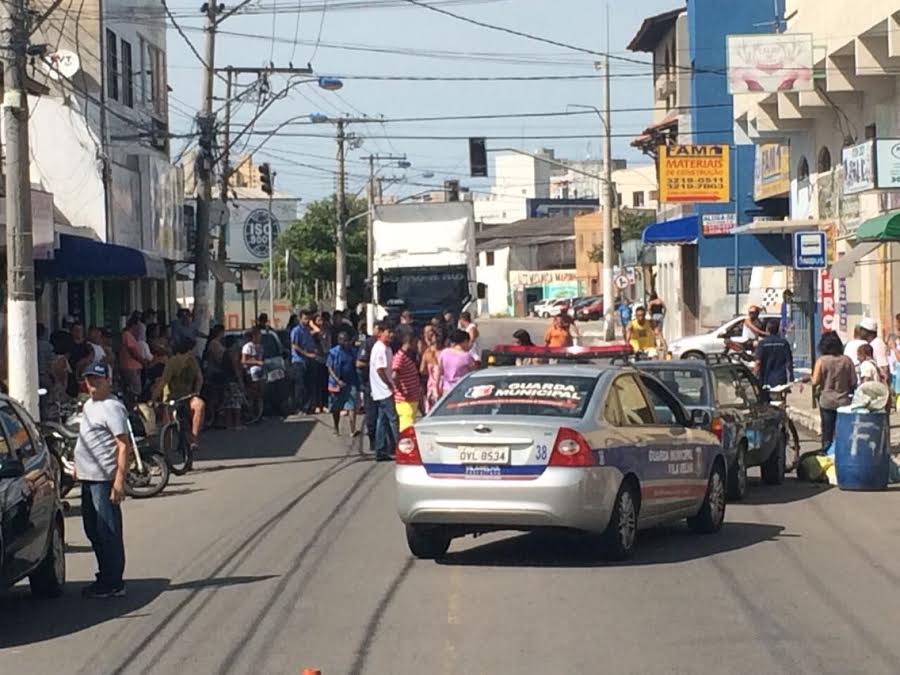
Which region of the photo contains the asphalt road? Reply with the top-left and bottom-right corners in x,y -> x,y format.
2,409 -> 899,675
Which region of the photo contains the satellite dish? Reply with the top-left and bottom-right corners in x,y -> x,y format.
43,50 -> 80,80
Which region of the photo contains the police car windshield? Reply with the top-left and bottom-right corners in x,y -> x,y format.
432,374 -> 598,418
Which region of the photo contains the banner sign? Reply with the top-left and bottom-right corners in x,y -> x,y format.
701,213 -> 736,236
842,141 -> 875,195
820,270 -> 835,333
754,143 -> 791,200
793,231 -> 827,270
727,33 -> 814,94
875,139 -> 900,189
658,144 -> 730,203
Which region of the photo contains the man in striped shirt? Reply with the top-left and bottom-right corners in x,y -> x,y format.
392,326 -> 421,432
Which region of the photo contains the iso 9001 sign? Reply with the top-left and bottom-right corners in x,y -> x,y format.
243,209 -> 280,259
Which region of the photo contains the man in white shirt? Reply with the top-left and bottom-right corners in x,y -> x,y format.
368,322 -> 397,461
843,325 -> 867,366
858,317 -> 890,382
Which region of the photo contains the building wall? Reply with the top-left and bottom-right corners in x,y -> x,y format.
476,247 -> 511,317
654,245 -> 683,341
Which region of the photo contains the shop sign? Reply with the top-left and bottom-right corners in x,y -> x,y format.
658,144 -> 730,204
701,213 -> 736,236
754,144 -> 791,201
793,231 -> 826,270
838,278 -> 848,333
875,139 -> 900,189
842,140 -> 875,195
820,271 -> 835,333
513,270 -> 577,286
727,33 -> 814,94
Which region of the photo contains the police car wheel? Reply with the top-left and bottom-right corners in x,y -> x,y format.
727,444 -> 748,501
406,525 -> 451,559
688,459 -> 726,534
601,481 -> 639,560
761,432 -> 786,486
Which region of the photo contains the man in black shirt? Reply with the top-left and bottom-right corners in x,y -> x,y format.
754,318 -> 794,402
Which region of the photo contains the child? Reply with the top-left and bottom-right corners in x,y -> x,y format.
857,343 -> 880,384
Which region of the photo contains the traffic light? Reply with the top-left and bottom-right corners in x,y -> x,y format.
469,137 -> 487,177
259,162 -> 274,196
612,227 -> 623,253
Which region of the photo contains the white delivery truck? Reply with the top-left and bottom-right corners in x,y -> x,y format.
372,202 -> 482,323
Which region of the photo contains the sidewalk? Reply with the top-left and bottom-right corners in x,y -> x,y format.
787,387 -> 900,447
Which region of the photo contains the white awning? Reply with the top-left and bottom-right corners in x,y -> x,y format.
732,220 -> 824,235
829,241 -> 881,279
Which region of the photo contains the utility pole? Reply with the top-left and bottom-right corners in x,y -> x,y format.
335,120 -> 347,311
362,153 -> 407,332
214,66 -> 233,323
599,53 -> 616,341
3,0 -> 38,417
193,0 -> 218,340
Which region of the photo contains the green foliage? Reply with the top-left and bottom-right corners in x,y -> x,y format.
274,194 -> 368,306
619,209 -> 655,243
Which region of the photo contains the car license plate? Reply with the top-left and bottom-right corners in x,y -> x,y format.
267,369 -> 285,382
458,446 -> 510,465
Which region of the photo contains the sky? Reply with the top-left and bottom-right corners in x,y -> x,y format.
163,0 -> 681,203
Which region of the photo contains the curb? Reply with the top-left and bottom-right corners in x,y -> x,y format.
788,405 -> 821,435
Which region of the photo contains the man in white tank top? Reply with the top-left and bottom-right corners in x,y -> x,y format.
459,311 -> 481,363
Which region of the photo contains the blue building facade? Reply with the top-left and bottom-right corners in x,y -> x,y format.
686,0 -> 790,269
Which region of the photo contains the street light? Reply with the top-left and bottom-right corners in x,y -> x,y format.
317,76 -> 343,91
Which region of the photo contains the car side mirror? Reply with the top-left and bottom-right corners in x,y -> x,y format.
0,458 -> 25,479
690,409 -> 709,428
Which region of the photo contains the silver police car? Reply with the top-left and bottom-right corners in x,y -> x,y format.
395,365 -> 727,560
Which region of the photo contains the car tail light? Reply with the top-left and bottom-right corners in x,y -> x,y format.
395,427 -> 422,465
548,427 -> 595,467
710,417 -> 723,441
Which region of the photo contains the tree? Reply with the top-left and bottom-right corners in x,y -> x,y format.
587,209 -> 656,263
273,194 -> 368,308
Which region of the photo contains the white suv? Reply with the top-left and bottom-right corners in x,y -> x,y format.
668,314 -> 780,360
532,298 -> 571,318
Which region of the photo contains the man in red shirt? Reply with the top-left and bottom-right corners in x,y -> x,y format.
118,315 -> 147,403
392,326 -> 421,432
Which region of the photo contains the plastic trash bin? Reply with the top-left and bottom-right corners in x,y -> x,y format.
833,407 -> 890,491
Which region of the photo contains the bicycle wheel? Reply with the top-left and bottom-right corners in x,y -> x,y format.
160,422 -> 191,475
785,418 -> 801,472
124,451 -> 170,498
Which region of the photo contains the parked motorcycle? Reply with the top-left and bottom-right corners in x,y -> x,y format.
723,336 -> 756,363
41,397 -> 170,499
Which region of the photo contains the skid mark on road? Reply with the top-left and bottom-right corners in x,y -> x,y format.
99,455 -> 365,675
348,558 -> 415,675
221,464 -> 389,674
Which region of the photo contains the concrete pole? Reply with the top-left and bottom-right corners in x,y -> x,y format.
367,155 -> 376,332
214,66 -> 232,323
268,193 -> 275,322
600,53 -> 616,341
3,0 -> 39,418
193,1 -> 218,339
334,120 -> 347,311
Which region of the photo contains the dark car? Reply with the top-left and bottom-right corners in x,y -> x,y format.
1,395 -> 66,597
576,297 -> 605,322
634,360 -> 786,500
224,330 -> 294,416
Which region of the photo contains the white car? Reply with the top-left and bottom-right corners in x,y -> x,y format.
532,298 -> 572,318
668,314 -> 780,360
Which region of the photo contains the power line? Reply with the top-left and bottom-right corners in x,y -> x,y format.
225,128 -> 737,141
310,0 -> 328,62
289,0 -> 303,63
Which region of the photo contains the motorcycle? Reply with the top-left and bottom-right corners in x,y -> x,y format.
724,336 -> 756,363
41,397 -> 170,499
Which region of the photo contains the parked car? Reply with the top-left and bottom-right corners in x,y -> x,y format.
576,297 -> 605,321
224,330 -> 293,416
667,314 -> 779,360
1,394 -> 66,597
634,359 -> 786,500
532,298 -> 572,318
395,364 -> 726,560
569,296 -> 600,318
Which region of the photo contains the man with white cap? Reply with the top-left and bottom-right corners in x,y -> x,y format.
858,317 -> 889,382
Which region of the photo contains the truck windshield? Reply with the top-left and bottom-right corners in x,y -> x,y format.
380,269 -> 468,311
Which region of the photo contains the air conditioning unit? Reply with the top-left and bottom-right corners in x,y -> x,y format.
656,79 -> 677,99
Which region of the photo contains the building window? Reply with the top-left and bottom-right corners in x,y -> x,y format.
817,147 -> 832,173
485,251 -> 495,266
797,157 -> 810,183
143,40 -> 167,117
616,192 -> 622,207
106,29 -> 119,101
121,39 -> 134,107
632,191 -> 645,208
649,190 -> 659,201
726,268 -> 752,295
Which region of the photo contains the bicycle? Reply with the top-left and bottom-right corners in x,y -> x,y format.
764,382 -> 802,473
159,395 -> 196,475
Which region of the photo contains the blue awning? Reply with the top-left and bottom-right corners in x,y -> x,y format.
642,215 -> 699,245
35,234 -> 166,280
